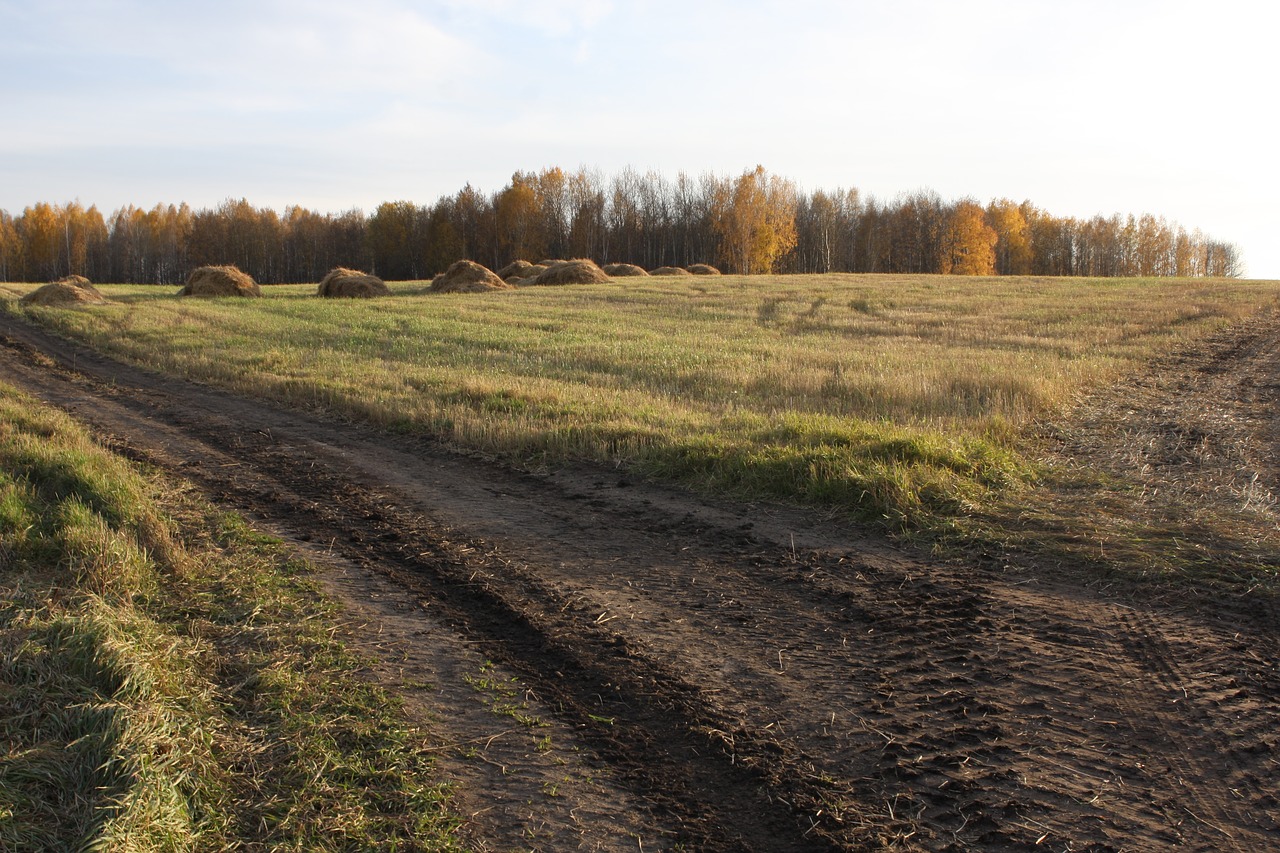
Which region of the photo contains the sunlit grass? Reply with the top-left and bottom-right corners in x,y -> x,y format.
0,382 -> 462,851
7,273 -> 1278,525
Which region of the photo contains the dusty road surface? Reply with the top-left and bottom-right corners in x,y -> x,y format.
2,310 -> 1277,852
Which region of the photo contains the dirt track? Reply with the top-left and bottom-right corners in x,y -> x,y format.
2,310 -> 1277,852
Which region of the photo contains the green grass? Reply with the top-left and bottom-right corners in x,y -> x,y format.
6,273 -> 1279,529
0,381 -> 462,851
2,273 -> 1277,844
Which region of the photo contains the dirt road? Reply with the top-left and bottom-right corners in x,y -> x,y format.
2,311 -> 1276,851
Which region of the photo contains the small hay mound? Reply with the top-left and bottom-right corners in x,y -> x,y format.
496,260 -> 537,281
506,265 -> 551,286
178,265 -> 261,297
602,263 -> 649,277
429,260 -> 513,294
649,266 -> 692,276
529,259 -> 610,286
317,267 -> 390,298
537,259 -> 567,268
688,263 -> 722,275
20,281 -> 109,306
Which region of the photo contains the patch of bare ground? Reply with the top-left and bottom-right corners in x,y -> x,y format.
1012,305 -> 1280,600
1,308 -> 1277,851
296,540 -> 673,852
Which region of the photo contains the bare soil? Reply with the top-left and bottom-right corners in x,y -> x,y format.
1,310 -> 1276,852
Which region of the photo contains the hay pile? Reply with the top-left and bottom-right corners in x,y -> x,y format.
509,264 -> 549,284
55,274 -> 98,291
178,265 -> 261,297
317,268 -> 390,298
20,280 -> 108,306
496,260 -> 537,280
429,260 -> 513,294
529,259 -> 610,286
602,263 -> 649,277
649,266 -> 692,276
688,263 -> 722,275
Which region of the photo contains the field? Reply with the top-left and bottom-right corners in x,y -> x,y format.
11,274 -> 1277,527
2,273 -> 1279,851
0,378 -> 459,850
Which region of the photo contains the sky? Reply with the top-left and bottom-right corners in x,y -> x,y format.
2,0 -> 1276,277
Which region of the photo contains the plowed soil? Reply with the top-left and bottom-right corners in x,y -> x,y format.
1,310 -> 1276,852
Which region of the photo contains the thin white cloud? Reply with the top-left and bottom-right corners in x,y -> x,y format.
439,0 -> 613,37
2,1 -> 477,101
225,0 -> 476,97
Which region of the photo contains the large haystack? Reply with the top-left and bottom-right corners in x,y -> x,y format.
178,265 -> 261,297
649,266 -> 692,276
496,260 -> 536,281
54,274 -> 100,293
529,259 -> 610,286
317,267 -> 390,298
688,263 -> 722,275
20,281 -> 109,307
602,263 -> 649,277
429,260 -> 513,294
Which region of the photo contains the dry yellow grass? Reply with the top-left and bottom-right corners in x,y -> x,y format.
429,260 -> 512,293
528,259 -> 610,286
317,267 -> 389,298
602,263 -> 649,277
496,260 -> 537,280
20,281 -> 109,306
178,265 -> 260,297
9,272 -> 1278,525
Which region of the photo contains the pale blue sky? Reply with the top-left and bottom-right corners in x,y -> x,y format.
2,0 -> 1276,276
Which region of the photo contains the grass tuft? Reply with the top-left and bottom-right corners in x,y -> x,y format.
0,382 -> 462,851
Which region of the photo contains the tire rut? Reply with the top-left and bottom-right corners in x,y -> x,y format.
0,317 -> 853,850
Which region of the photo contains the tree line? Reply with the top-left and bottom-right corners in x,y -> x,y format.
0,166 -> 1244,284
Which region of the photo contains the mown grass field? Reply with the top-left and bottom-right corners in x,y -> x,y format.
0,381 -> 462,851
3,272 -> 1279,847
7,273 -> 1277,530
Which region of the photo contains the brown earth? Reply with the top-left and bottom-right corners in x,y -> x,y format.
0,309 -> 1276,852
